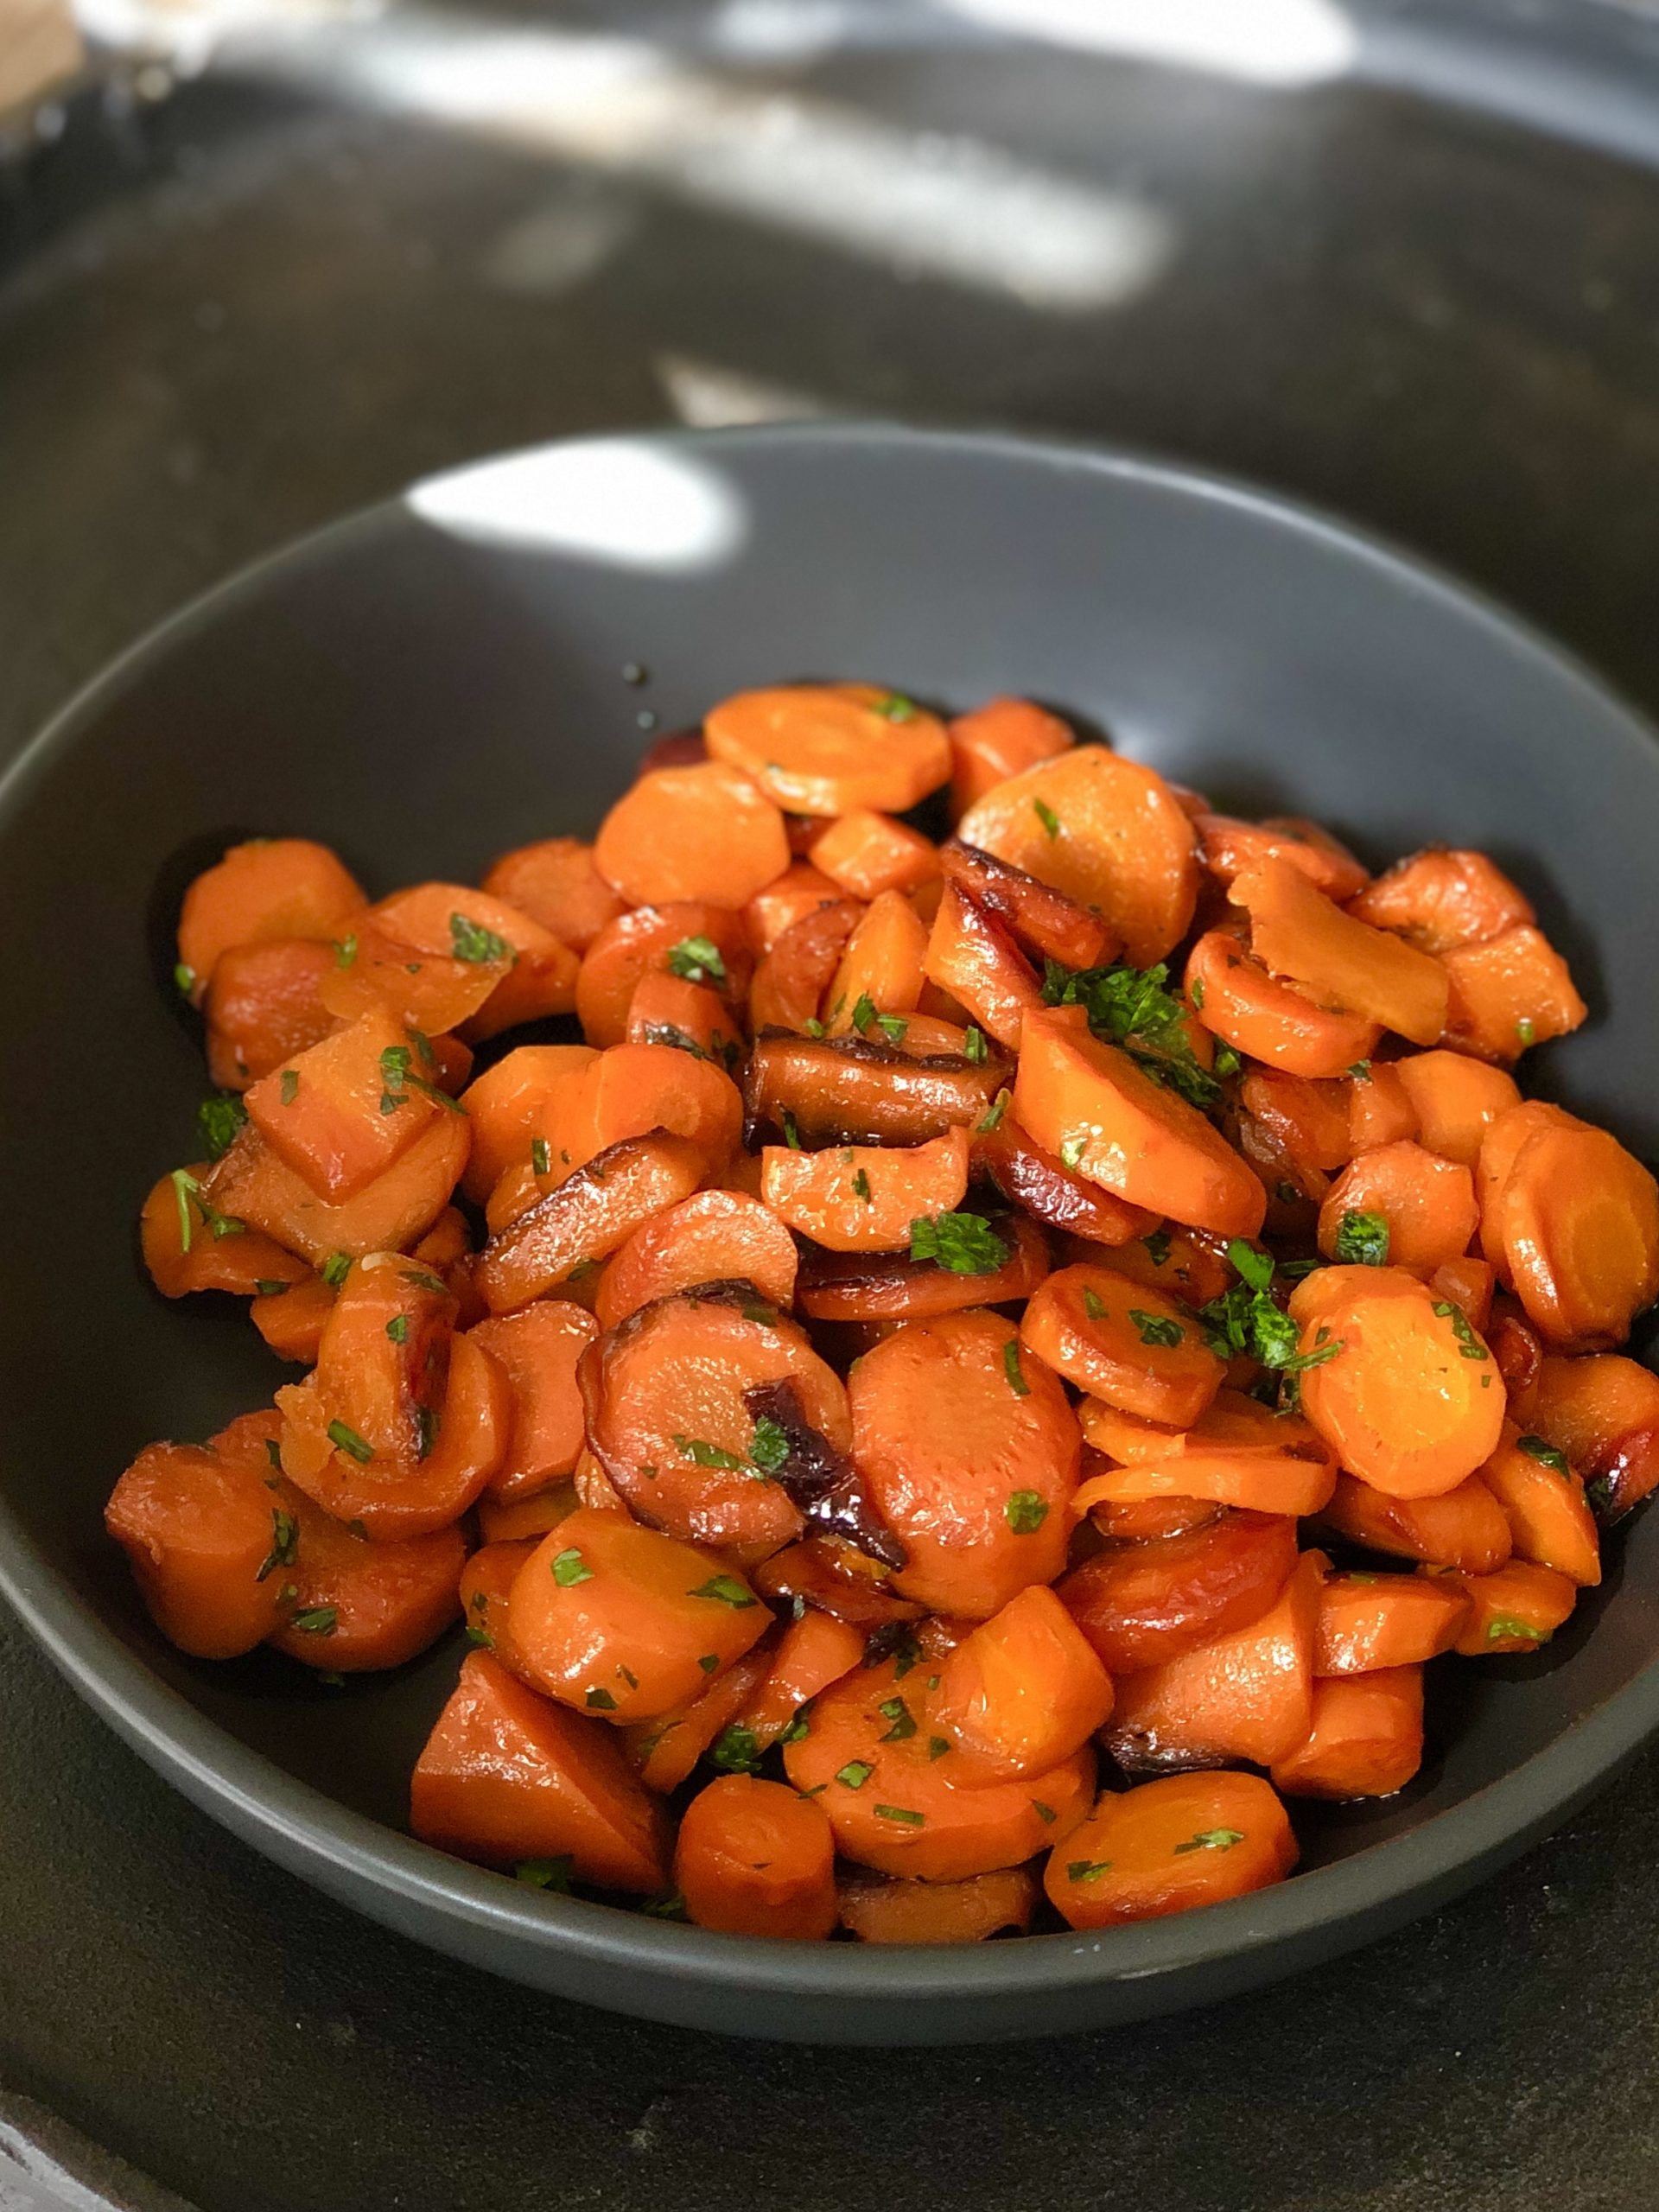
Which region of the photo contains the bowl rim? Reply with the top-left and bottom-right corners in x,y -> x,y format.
4,416 -> 1659,2008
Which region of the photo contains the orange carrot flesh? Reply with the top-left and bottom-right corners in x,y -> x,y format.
1394,1050 -> 1520,1166
1270,1667 -> 1424,1798
1093,1224 -> 1233,1311
1316,1139 -> 1478,1276
921,880 -> 1046,1050
177,837 -> 365,1003
245,1006 -> 441,1201
576,903 -> 753,1050
250,1274 -> 335,1362
823,889 -> 929,1031
1020,1264 -> 1224,1426
1440,925 -> 1586,1061
459,1539 -> 539,1669
203,937 -> 339,1089
735,1608 -> 867,1748
1484,1121 -> 1659,1349
457,1045 -> 600,1205
810,810 -> 941,901
1477,1425 -> 1600,1585
594,760 -> 790,909
625,970 -> 741,1068
1072,1389 -> 1337,1519
972,1112 -> 1157,1248
1197,813 -> 1370,902
675,1775 -> 839,1939
474,1132 -> 709,1314
704,683 -> 951,816
1313,1573 -> 1470,1673
1239,1070 -> 1354,1177
750,899 -> 865,1033
1045,1770 -> 1297,1929
1057,1508 -> 1300,1675
1234,855 -> 1449,1045
761,1126 -> 969,1255
467,1303 -> 598,1500
477,1482 -> 582,1546
595,1189 -> 799,1331
743,862 -> 844,957
105,1439 -> 291,1658
265,1488 -> 467,1672
745,1031 -> 1002,1147
931,1584 -> 1114,1782
938,841 -> 1116,971
1345,1060 -> 1419,1155
947,696 -> 1074,819
1348,848 -> 1532,950
796,1214 -> 1051,1324
1185,929 -> 1381,1079
481,836 -> 626,952
141,1165 -> 310,1301
621,1643 -> 776,1794
1318,1469 -> 1513,1573
368,881 -> 579,1043
1527,1353 -> 1659,1522
204,1111 -> 470,1268
1433,1560 -> 1579,1655
837,1865 -> 1039,1943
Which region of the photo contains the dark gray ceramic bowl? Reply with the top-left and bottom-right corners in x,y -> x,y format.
3,423 -> 1657,2045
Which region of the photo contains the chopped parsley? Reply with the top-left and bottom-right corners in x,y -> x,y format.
688,1574 -> 757,1608
1143,1228 -> 1173,1268
1487,1615 -> 1549,1644
836,1761 -> 874,1789
531,1136 -> 550,1176
196,1094 -> 247,1160
334,933 -> 358,969
168,1168 -> 245,1253
1066,1859 -> 1113,1884
514,1857 -> 573,1892
1042,955 -> 1222,1110
1083,1287 -> 1108,1321
1348,1059 -> 1372,1081
174,962 -> 196,997
779,1708 -> 811,1745
1006,1488 -> 1048,1533
1517,1434 -> 1571,1475
850,993 -> 878,1036
781,1107 -> 803,1150
876,1013 -> 909,1043
870,691 -> 918,723
327,1421 -> 372,1464
877,1696 -> 918,1743
280,1069 -> 299,1106
852,1167 -> 873,1204
585,1687 -> 618,1710
710,1725 -> 763,1773
551,1548 -> 593,1587
975,1089 -> 1011,1135
1033,797 -> 1062,842
1033,1801 -> 1057,1824
290,1606 -> 338,1637
1173,1827 -> 1244,1853
674,1434 -> 750,1472
963,1026 -> 988,1065
667,934 -> 726,983
416,1406 -> 438,1461
1334,1209 -> 1390,1267
1002,1338 -> 1031,1397
1129,1309 -> 1185,1349
385,1313 -> 410,1344
910,1211 -> 1010,1274
1199,1241 -> 1343,1389
874,1804 -> 925,1826
256,1508 -> 299,1583
450,912 -> 512,964
255,1280 -> 290,1297
928,1737 -> 951,1761
321,1250 -> 352,1288
1516,1017 -> 1536,1047
748,1415 -> 791,1476
1059,1135 -> 1087,1168
1433,1301 -> 1490,1360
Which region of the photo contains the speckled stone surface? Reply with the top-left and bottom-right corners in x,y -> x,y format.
9,11 -> 1659,2204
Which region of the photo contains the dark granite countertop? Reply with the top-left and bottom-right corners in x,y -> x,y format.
7,8 -> 1659,2203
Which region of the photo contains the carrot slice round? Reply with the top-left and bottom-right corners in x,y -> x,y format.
203,1111 -> 470,1269
675,1775 -> 839,1939
1348,848 -> 1533,950
265,1485 -> 466,1673
467,1303 -> 598,1501
1316,1139 -> 1478,1276
481,835 -> 626,952
203,937 -> 338,1088
931,1586 -> 1114,1783
810,811 -> 941,903
576,903 -> 753,1050
1185,929 -> 1381,1079
1313,1572 -> 1470,1673
1233,856 -> 1448,1045
743,861 -> 844,957
1434,1559 -> 1578,1654
594,760 -> 790,909
972,1110 -> 1156,1248
105,1438 -> 290,1659
1485,1121 -> 1659,1349
836,1866 -> 1039,1944
947,696 -> 1074,819
1270,1667 -> 1424,1799
1056,1509 -> 1300,1675
704,683 -> 951,817
475,1132 -> 709,1315
1020,1263 -> 1224,1426
1196,813 -> 1370,903
1476,1425 -> 1600,1585
1393,1049 -> 1521,1166
797,1213 -> 1051,1324
1318,1469 -> 1513,1573
762,1126 -> 969,1255
1044,1771 -> 1297,1929
595,1189 -> 799,1331
746,1031 -> 1003,1147
177,837 -> 365,1003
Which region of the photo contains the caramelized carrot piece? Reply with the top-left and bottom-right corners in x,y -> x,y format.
1394,1049 -> 1520,1166
1345,1059 -> 1418,1155
203,1111 -> 470,1268
457,1044 -> 600,1205
1478,1425 -> 1600,1584
1316,1140 -> 1478,1276
177,837 -> 365,1004
1056,1510 -> 1299,1675
931,1586 -> 1114,1782
1270,1667 -> 1423,1798
302,1251 -> 457,1471
506,1508 -> 772,1722
575,903 -> 753,1050
370,882 -> 579,1040
1434,1559 -> 1578,1654
625,969 -> 741,1069
675,1775 -> 839,1939
459,1539 -> 537,1666
474,1132 -> 708,1314
467,1303 -> 598,1500
251,1274 -> 335,1362
1196,814 -> 1370,902
594,760 -> 790,909
937,841 -> 1116,971
751,1538 -> 924,1629
972,1111 -> 1157,1247
749,899 -> 865,1032
245,1006 -> 443,1201
743,861 -> 843,956
1473,1100 -> 1578,1262
1085,1494 -> 1223,1542
837,1865 -> 1039,1943
1348,848 -> 1532,951
1527,1353 -> 1659,1522
1291,1264 -> 1505,1497
203,938 -> 338,1088
265,1488 -> 467,1672
620,1643 -> 776,1793
1185,928 -> 1380,1079
957,746 -> 1198,967
947,696 -> 1074,818
704,683 -> 951,816
315,918 -> 502,1037
848,1309 -> 1079,1617
1045,1771 -> 1297,1928
1015,1006 -> 1266,1238
1313,1572 -> 1469,1673
1233,856 -> 1448,1045
1020,1265 -> 1224,1426
481,836 -> 626,952
1480,1114 -> 1659,1348
477,1481 -> 582,1546
734,1608 -> 866,1749
1428,1254 -> 1495,1333
582,1040 -> 743,1170
1073,1393 -> 1337,1519
823,889 -> 929,1031
410,1649 -> 670,1891
140,1165 -> 309,1300
1239,1070 -> 1353,1177
1440,925 -> 1587,1062
797,1214 -> 1051,1323
810,810 -> 941,901
762,1126 -> 969,1255
595,1189 -> 799,1330
746,1030 -> 1002,1147
105,1440 -> 289,1658
1094,1224 -> 1232,1311
1318,1470 -> 1512,1573
921,880 -> 1046,1051
1104,1552 -> 1323,1771
782,1648 -> 1092,1879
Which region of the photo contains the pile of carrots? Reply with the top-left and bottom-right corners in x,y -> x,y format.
107,683 -> 1659,1944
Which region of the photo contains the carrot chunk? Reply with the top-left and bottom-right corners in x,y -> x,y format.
938,841 -> 1116,971
931,1585 -> 1114,1782
1480,1110 -> 1659,1348
734,1608 -> 867,1750
595,1189 -> 799,1330
620,1644 -> 777,1794
1045,1771 -> 1297,1928
467,1303 -> 598,1501
625,969 -> 742,1070
576,903 -> 753,1050
1197,814 -> 1370,902
1478,1423 -> 1601,1585
1233,856 -> 1449,1045
594,760 -> 790,909
797,1215 -> 1051,1325
177,837 -> 364,1004
762,1126 -> 969,1255
1433,1559 -> 1578,1654
250,1274 -> 335,1361
1185,929 -> 1380,1078
140,1163 -> 309,1300
1020,1265 -> 1224,1426
972,1111 -> 1156,1248
370,882 -> 579,1041
947,696 -> 1074,819
203,937 -> 338,1089
810,810 -> 941,901
264,1486 -> 466,1673
746,1031 -> 1003,1147
245,1006 -> 442,1201
704,683 -> 951,816
1394,1050 -> 1520,1166
1317,1140 -> 1478,1276
1440,925 -> 1587,1063
105,1439 -> 290,1658
1270,1667 -> 1424,1798
1527,1353 -> 1659,1522
743,861 -> 844,957
1313,1572 -> 1470,1673
1348,848 -> 1533,950
675,1775 -> 839,1939
1057,1509 -> 1300,1675
1073,1392 -> 1337,1519
457,1044 -> 600,1205
481,836 -> 626,951
823,889 -> 929,1031
474,1132 -> 709,1314
922,880 -> 1046,1051
837,1866 -> 1039,1943
1318,1469 -> 1512,1573
749,899 -> 864,1033
204,1111 -> 470,1268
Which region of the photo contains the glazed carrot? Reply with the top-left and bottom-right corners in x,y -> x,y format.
1428,1254 -> 1495,1334
1345,1060 -> 1418,1155
203,1111 -> 470,1268
1233,856 -> 1449,1045
1270,1667 -> 1424,1798
1318,1470 -> 1512,1573
1290,1265 -> 1505,1497
837,1866 -> 1039,1944
370,882 -> 579,1041
704,683 -> 951,816
823,889 -> 929,1032
506,1508 -> 772,1722
621,1643 -> 776,1793
467,1303 -> 598,1500
752,1538 -> 925,1629
250,1274 -> 334,1361
477,1481 -> 582,1546
176,837 -> 365,1004
956,746 -> 1198,967
583,1287 -> 849,1553
849,1309 -> 1078,1617
1103,1552 -> 1323,1771
411,1650 -> 670,1891
1044,1771 -> 1297,1929
1073,1393 -> 1337,1519
575,1446 -> 635,1514
1488,1306 -> 1545,1404
921,880 -> 1046,1050
796,1214 -> 1051,1324
972,1111 -> 1156,1247
1084,1492 -> 1223,1542
1394,1050 -> 1519,1166
575,903 -> 753,1050
749,899 -> 865,1032
937,841 -> 1116,971
1313,1572 -> 1470,1673
203,938 -> 338,1088
781,1647 -> 1092,1879
1348,847 -> 1532,950
474,1132 -> 709,1314
675,1775 -> 839,1939
1239,1071 -> 1353,1178
1093,1224 -> 1232,1312
595,1190 -> 799,1331
245,1006 -> 445,1201
1478,1424 -> 1600,1584
734,1608 -> 866,1749
1020,1266 -> 1224,1426
582,1040 -> 743,1171
1196,813 -> 1370,902
481,835 -> 626,952
1526,1354 -> 1659,1521
1473,1100 -> 1577,1261
947,696 -> 1074,818
1434,1559 -> 1578,1654
1057,1510 -> 1299,1675
1481,1114 -> 1659,1347
459,1539 -> 538,1664
931,1586 -> 1114,1783
315,917 -> 500,1037
140,1165 -> 309,1300
1316,1140 -> 1478,1276
305,1253 -> 457,1470
747,1031 -> 1003,1152
810,810 -> 940,901
457,1044 -> 600,1205
625,969 -> 741,1069
1185,929 -> 1381,1079
265,1486 -> 467,1672
1440,925 -> 1587,1062
105,1440 -> 289,1658
742,861 -> 842,956
762,1126 -> 970,1254
593,760 -> 790,909
1015,1006 -> 1267,1238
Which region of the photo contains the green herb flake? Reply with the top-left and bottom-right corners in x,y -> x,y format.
963,1026 -> 988,1065
326,1420 -> 372,1464
321,1250 -> 352,1289
711,1724 -> 763,1773
927,1736 -> 951,1761
174,962 -> 197,998
1173,1827 -> 1245,1854
1005,1488 -> 1048,1533
910,1211 -> 1010,1275
197,1093 -> 248,1160
551,1548 -> 593,1588
255,1279 -> 289,1297
749,1415 -> 791,1477
1348,1059 -> 1372,1082
385,1313 -> 410,1344
852,1166 -> 873,1204
514,1856 -> 573,1892
1033,797 -> 1062,842
666,934 -> 727,984
640,1889 -> 689,1921
1041,956 -> 1223,1109
804,1017 -> 825,1039
1066,1859 -> 1113,1884
1226,1238 -> 1274,1292
780,1708 -> 811,1745
1002,1338 -> 1031,1398
264,1439 -> 283,1473
1058,1135 -> 1087,1169
870,691 -> 918,723
1487,1615 -> 1549,1644
1082,1287 -> 1108,1321
688,1574 -> 757,1609
332,933 -> 358,969
585,1687 -> 618,1711
450,912 -> 513,964
675,1434 -> 749,1472
836,1761 -> 874,1790
877,1696 -> 918,1743
781,1107 -> 803,1151
465,1624 -> 494,1649
874,1803 -> 925,1826
1129,1308 -> 1185,1349
1335,1209 -> 1390,1267
1213,1045 -> 1242,1078
1518,1434 -> 1571,1475
876,1013 -> 909,1043
975,1089 -> 1011,1135
290,1606 -> 338,1637
1189,976 -> 1205,1010
1433,1300 -> 1490,1360
531,1136 -> 550,1176
1033,1801 -> 1057,1824
1516,1016 -> 1536,1047
696,1652 -> 721,1674
416,1406 -> 438,1461
256,1508 -> 300,1583
850,992 -> 878,1036
279,1068 -> 300,1107
1143,1228 -> 1173,1268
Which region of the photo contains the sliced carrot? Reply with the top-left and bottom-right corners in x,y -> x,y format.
474,1132 -> 708,1314
457,1044 -> 600,1205
177,837 -> 365,1005
1271,1667 -> 1423,1799
1085,1493 -> 1223,1543
105,1439 -> 289,1658
575,903 -> 753,1050
251,1274 -> 335,1361
751,1538 -> 925,1630
1233,855 -> 1448,1045
1073,1393 -> 1337,1519
140,1164 -> 310,1300
265,1488 -> 466,1672
477,1481 -> 582,1546
595,1189 -> 798,1331
594,760 -> 790,909
370,882 -> 579,1041
1318,1469 -> 1512,1573
1474,1100 -> 1579,1263
1093,1224 -> 1232,1312
1020,1265 -> 1224,1426
921,880 -> 1046,1051
1488,1307 -> 1545,1405
506,1507 -> 772,1722
1313,1572 -> 1469,1673
973,1111 -> 1156,1248
1528,1353 -> 1659,1499
957,746 -> 1198,967
1346,1060 -> 1418,1155
1478,1424 -> 1600,1584
749,899 -> 865,1033
1434,1559 -> 1578,1654
1185,928 -> 1380,1079
625,970 -> 741,1071
459,1539 -> 538,1667
704,683 -> 951,816
848,1309 -> 1078,1618
1015,1005 -> 1266,1238
203,937 -> 338,1088
797,1215 -> 1051,1324
823,889 -> 929,1031
762,1126 -> 969,1255
947,696 -> 1074,819
938,841 -> 1116,971
1056,1509 -> 1299,1675
931,1585 -> 1114,1783
1348,847 -> 1532,950
1104,1552 -> 1323,1771
1196,813 -> 1370,902
480,835 -> 626,952
1239,1070 -> 1353,1177
245,1006 -> 442,1201
467,1303 -> 598,1501
781,1648 -> 1092,1879
1440,925 -> 1587,1062
742,861 -> 843,956
582,1039 -> 743,1169
674,1775 -> 838,1939
1291,1264 -> 1505,1497
1428,1254 -> 1494,1333
315,917 -> 501,1037
620,1643 -> 777,1794
734,1609 -> 867,1749
1481,1114 -> 1659,1348
203,1111 -> 469,1268
1394,1049 -> 1520,1166
410,1649 -> 669,1891
810,810 -> 940,902
837,1865 -> 1038,1943
746,1030 -> 1003,1147
1045,1771 -> 1297,1929
307,1252 -> 456,1471
1316,1139 -> 1478,1276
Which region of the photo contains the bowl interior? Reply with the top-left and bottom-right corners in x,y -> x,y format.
3,425 -> 1659,2006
